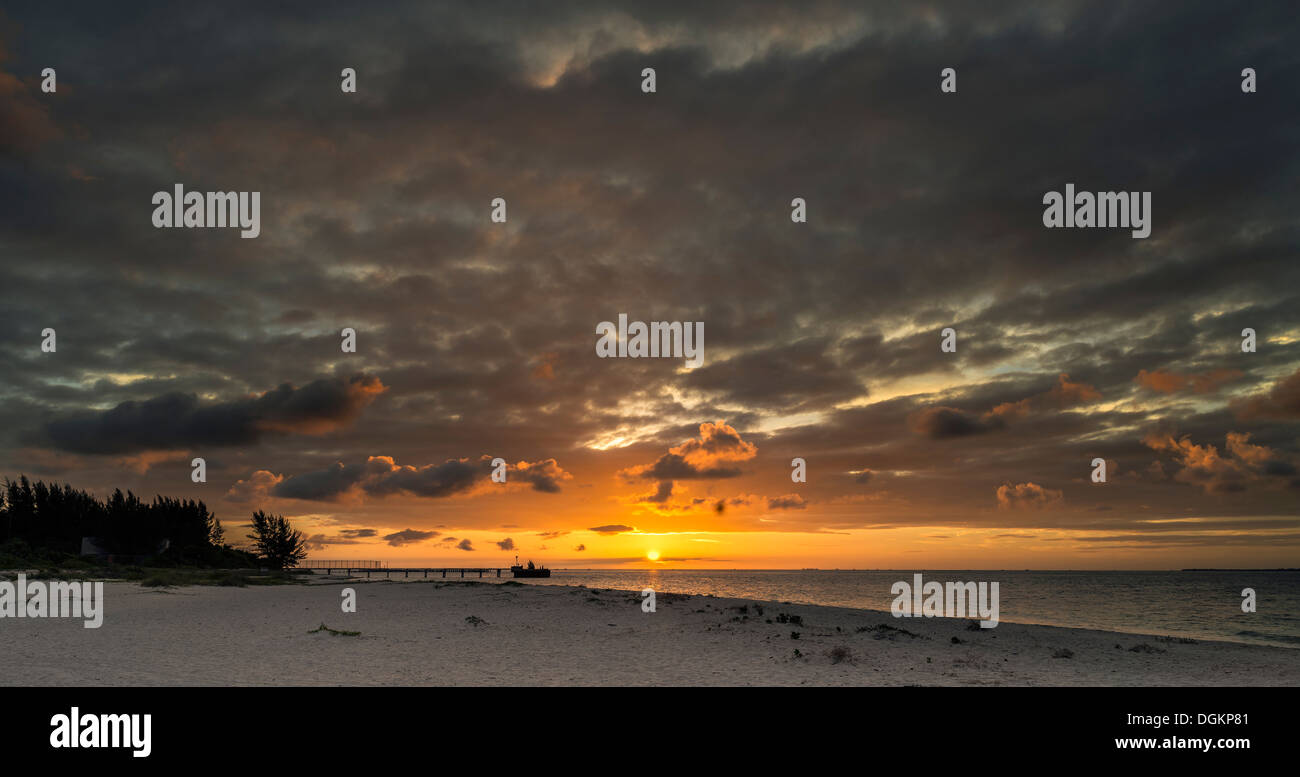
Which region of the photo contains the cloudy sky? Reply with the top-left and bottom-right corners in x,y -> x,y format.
2,1 -> 1297,569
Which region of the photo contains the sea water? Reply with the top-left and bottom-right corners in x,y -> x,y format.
516,569 -> 1300,648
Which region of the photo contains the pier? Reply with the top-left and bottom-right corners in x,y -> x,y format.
297,560 -> 508,578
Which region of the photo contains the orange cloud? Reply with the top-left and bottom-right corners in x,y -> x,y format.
670,421 -> 758,466
995,482 -> 1064,510
987,373 -> 1101,422
0,52 -> 63,156
1224,431 -> 1278,468
531,352 -> 558,380
1135,368 -> 1243,394
1141,430 -> 1289,494
226,469 -> 286,503
620,421 -> 757,480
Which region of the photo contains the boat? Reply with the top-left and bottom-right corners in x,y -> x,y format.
510,556 -> 551,578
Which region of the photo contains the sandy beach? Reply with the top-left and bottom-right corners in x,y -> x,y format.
3,578 -> 1296,686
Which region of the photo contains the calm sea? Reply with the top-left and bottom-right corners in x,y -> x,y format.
508,569 -> 1300,649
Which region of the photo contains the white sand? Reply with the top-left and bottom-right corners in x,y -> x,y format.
2,578 -> 1296,686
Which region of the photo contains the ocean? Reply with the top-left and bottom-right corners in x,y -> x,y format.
511,569 -> 1300,649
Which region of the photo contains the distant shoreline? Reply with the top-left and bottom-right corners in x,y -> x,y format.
1180,568 -> 1300,572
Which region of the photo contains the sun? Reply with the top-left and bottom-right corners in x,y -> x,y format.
646,550 -> 660,562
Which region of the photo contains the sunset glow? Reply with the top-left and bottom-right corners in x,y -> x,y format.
2,1 -> 1297,574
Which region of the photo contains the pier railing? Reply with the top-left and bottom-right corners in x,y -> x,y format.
300,561 -> 510,578
298,560 -> 385,569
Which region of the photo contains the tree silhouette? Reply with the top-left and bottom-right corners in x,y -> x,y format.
0,474 -> 255,566
209,515 -> 226,547
246,510 -> 308,569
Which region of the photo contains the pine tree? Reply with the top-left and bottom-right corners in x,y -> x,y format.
246,510 -> 307,569
209,515 -> 226,547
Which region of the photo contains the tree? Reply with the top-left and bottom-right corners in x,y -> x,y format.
246,510 -> 307,569
209,515 -> 226,547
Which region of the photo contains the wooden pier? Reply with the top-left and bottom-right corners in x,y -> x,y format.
299,561 -> 508,579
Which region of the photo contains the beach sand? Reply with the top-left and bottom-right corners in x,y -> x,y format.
3,578 -> 1296,686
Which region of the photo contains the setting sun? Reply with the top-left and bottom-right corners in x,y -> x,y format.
646,550 -> 660,562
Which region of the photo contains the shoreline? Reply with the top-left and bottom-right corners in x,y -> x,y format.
2,579 -> 1296,686
316,574 -> 1294,650
550,582 -> 1299,651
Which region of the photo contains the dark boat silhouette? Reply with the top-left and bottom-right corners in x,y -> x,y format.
510,556 -> 551,578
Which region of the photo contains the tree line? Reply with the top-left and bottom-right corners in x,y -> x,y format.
0,475 -> 307,569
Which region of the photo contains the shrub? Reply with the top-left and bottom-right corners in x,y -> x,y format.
308,622 -> 360,637
1128,643 -> 1166,654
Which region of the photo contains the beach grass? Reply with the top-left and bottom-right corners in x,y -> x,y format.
2,563 -> 314,587
308,622 -> 361,637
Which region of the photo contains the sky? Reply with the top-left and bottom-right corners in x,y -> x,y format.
1,1 -> 1297,570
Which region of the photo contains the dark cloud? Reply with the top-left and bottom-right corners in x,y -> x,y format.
247,455 -> 572,502
588,525 -> 634,535
383,528 -> 440,546
0,0 -> 1296,554
496,537 -> 514,550
767,494 -> 807,510
637,480 -> 675,504
38,375 -> 385,455
910,406 -> 1004,439
1235,367 -> 1300,420
685,339 -> 864,411
304,532 -> 373,549
509,458 -> 573,493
